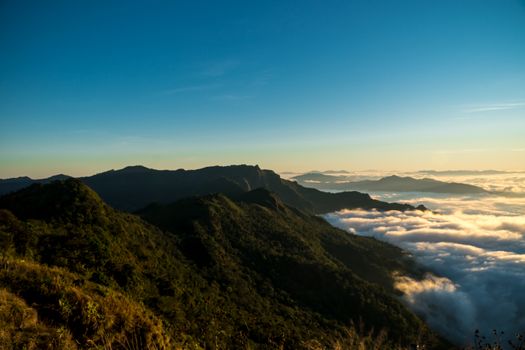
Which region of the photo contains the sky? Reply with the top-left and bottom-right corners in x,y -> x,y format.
1,0 -> 524,178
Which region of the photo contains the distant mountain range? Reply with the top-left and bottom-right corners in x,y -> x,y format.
416,170 -> 520,176
0,174 -> 70,195
283,169 -> 524,177
0,165 -> 424,213
292,173 -> 490,194
0,178 -> 449,349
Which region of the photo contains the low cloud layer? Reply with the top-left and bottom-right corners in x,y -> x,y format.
394,274 -> 475,342
405,172 -> 525,194
282,169 -> 525,194
324,176 -> 525,345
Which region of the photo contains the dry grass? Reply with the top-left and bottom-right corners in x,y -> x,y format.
302,323 -> 426,350
0,288 -> 77,350
0,258 -> 172,350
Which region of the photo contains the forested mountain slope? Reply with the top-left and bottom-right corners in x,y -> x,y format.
0,179 -> 449,349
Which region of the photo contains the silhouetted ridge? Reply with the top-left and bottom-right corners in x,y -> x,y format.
0,174 -> 72,196
293,172 -> 488,194
0,165 -> 426,213
0,178 -> 106,224
0,176 -> 31,183
384,175 -> 401,180
350,175 -> 488,193
44,174 -> 71,181
78,164 -> 422,213
116,165 -> 152,173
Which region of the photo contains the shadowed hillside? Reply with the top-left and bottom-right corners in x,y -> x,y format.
80,165 -> 425,213
0,165 -> 424,213
0,179 -> 450,349
0,174 -> 70,196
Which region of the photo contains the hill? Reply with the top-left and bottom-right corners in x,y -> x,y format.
0,174 -> 70,196
0,165 -> 424,213
0,179 -> 449,349
291,172 -> 349,183
343,175 -> 488,194
293,173 -> 488,194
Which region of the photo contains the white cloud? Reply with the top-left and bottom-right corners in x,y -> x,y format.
463,102 -> 525,113
324,175 -> 525,345
404,173 -> 525,194
394,274 -> 475,343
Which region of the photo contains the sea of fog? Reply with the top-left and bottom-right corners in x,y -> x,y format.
323,173 -> 525,346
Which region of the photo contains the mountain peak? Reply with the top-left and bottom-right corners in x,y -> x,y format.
118,165 -> 152,173
0,176 -> 32,183
0,178 -> 108,224
42,174 -> 71,181
383,175 -> 404,180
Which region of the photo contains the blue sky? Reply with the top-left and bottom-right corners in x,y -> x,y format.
1,0 -> 524,177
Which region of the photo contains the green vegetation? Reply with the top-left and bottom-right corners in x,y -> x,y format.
0,179 -> 448,349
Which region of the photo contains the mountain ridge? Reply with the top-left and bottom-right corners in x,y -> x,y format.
293,173 -> 489,194
0,179 -> 450,349
0,165 -> 425,213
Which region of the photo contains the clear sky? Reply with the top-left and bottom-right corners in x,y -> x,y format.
1,0 -> 524,178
